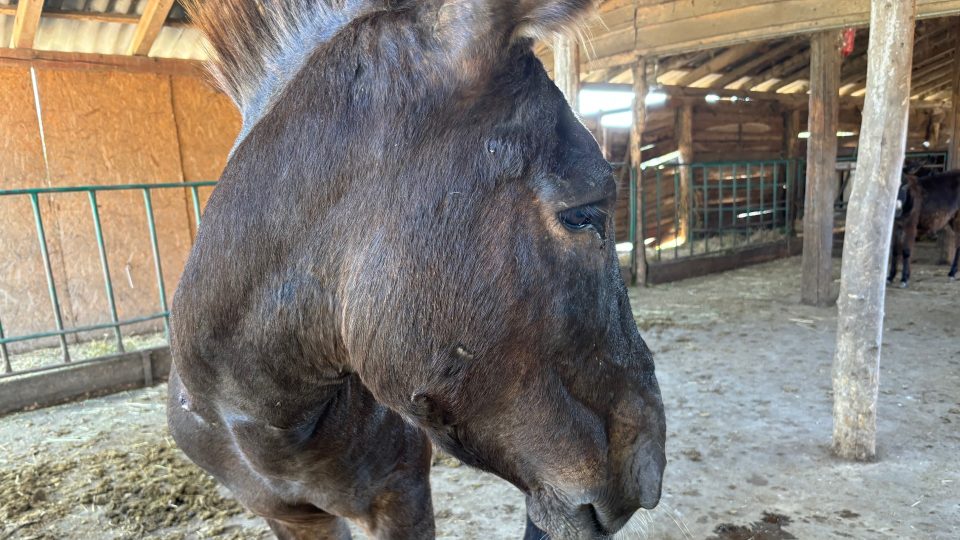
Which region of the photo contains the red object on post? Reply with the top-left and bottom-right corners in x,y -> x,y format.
841,28 -> 856,57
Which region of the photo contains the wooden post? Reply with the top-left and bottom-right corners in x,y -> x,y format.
631,59 -> 648,287
833,0 -> 916,461
676,103 -> 694,245
554,35 -> 580,107
949,20 -> 960,170
801,31 -> 843,306
783,109 -> 801,159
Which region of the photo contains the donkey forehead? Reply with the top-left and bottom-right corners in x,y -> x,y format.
466,53 -> 612,192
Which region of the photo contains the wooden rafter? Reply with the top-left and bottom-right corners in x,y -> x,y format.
710,39 -> 803,89
675,42 -> 765,87
746,47 -> 811,91
127,0 -> 177,56
0,5 -> 188,27
10,0 -> 44,49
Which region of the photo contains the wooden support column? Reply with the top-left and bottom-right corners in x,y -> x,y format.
801,30 -> 843,306
833,0 -> 916,461
676,103 -> 694,244
554,35 -> 580,107
631,59 -> 649,287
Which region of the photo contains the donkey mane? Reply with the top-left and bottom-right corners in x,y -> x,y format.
184,0 -> 371,126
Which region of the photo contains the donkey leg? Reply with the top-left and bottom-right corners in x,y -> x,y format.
887,227 -> 900,283
950,219 -> 960,280
901,247 -> 912,287
900,223 -> 917,287
266,515 -> 352,540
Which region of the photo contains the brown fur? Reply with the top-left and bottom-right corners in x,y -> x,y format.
889,170 -> 960,286
169,2 -> 662,539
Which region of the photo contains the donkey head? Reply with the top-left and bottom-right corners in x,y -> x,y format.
198,0 -> 665,537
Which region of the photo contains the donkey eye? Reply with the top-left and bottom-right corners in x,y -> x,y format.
559,205 -> 607,238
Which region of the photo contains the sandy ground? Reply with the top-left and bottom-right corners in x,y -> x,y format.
1,245 -> 958,539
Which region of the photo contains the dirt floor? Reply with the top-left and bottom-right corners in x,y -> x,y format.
1,245 -> 958,539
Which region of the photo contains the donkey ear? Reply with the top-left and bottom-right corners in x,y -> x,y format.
432,0 -> 595,60
513,0 -> 596,38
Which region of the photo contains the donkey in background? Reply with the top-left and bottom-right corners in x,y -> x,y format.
889,168 -> 960,287
168,1 -> 666,539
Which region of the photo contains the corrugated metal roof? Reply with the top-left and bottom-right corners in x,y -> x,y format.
0,0 -> 207,59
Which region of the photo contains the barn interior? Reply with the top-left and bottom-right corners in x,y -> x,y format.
1,1 -> 958,539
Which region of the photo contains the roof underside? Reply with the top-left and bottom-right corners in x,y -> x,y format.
0,0 -> 203,59
0,1 -> 957,105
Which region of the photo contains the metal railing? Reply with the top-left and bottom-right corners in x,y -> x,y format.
0,181 -> 216,377
628,159 -> 806,265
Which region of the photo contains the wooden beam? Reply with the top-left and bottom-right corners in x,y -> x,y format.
0,48 -> 204,77
10,0 -> 43,49
127,0 -> 176,56
631,59 -> 648,287
585,0 -> 960,61
801,30 -> 843,307
675,42 -> 765,87
833,0 -> 917,462
554,35 -> 581,107
676,103 -> 693,244
0,5 -> 188,27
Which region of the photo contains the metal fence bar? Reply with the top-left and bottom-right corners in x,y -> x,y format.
629,167 -> 638,278
88,191 -> 124,354
731,164 -> 738,247
702,166 -> 709,254
190,185 -> 202,229
654,168 -> 662,261
718,166 -> 724,249
142,189 -> 171,341
745,163 -> 752,240
639,168 -> 647,266
759,163 -> 767,228
0,181 -> 217,197
689,165 -> 695,258
29,193 -> 71,363
0,313 -> 167,346
0,318 -> 10,373
773,163 -> 780,231
672,169 -> 680,258
787,160 -> 796,235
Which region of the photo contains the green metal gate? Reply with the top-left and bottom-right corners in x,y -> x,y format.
0,181 -> 215,376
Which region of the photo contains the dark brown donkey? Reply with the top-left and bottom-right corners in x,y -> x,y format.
168,1 -> 666,538
888,169 -> 960,287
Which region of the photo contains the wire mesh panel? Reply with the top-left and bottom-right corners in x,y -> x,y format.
0,181 -> 216,377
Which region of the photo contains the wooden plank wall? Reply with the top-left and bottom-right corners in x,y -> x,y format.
0,66 -> 67,344
0,67 -> 240,352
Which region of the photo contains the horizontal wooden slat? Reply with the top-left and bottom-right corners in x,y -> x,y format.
0,5 -> 188,27
0,48 -> 204,76
585,0 -> 960,62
